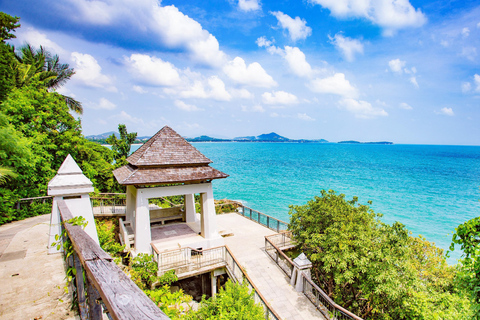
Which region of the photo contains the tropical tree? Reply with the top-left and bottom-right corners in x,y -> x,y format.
0,166 -> 16,185
0,13 -> 19,101
106,124 -> 137,164
14,44 -> 82,114
289,190 -> 472,319
0,12 -> 20,42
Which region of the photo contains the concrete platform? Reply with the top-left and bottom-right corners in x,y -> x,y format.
0,214 -> 76,320
217,213 -> 325,320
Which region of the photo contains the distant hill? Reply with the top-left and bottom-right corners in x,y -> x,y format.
87,131 -> 332,144
338,140 -> 393,145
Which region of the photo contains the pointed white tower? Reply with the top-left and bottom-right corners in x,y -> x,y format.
48,155 -> 99,254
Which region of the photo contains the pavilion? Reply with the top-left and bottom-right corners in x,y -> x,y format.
113,126 -> 228,254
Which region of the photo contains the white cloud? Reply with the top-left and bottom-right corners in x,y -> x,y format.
437,107 -> 454,116
230,88 -> 254,99
410,76 -> 419,88
206,76 -> 232,101
461,27 -> 470,38
461,82 -> 471,93
71,52 -> 117,92
241,105 -> 265,112
174,100 -> 202,111
474,74 -> 480,91
388,59 -> 406,73
461,47 -> 477,61
238,0 -> 261,12
133,85 -> 147,94
271,11 -> 312,42
256,36 -> 272,48
18,28 -> 66,55
284,46 -> 313,77
399,102 -> 413,110
297,113 -> 315,121
125,54 -> 181,87
150,5 -> 227,67
262,91 -> 299,105
112,111 -> 144,124
329,33 -> 364,62
67,1 -> 227,67
309,0 -> 426,34
339,98 -> 388,119
88,98 -> 115,110
178,76 -> 231,101
223,57 -> 277,87
309,73 -> 358,98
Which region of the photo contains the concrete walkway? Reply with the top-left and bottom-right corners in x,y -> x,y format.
217,213 -> 325,320
0,214 -> 76,320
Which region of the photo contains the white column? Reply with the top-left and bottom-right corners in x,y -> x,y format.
48,196 -> 63,254
135,189 -> 152,254
184,193 -> 196,223
200,183 -> 217,239
211,271 -> 217,297
126,185 -> 136,225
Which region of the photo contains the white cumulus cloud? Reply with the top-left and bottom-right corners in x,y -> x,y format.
399,102 -> 413,110
474,74 -> 480,91
329,33 -> 364,62
223,57 -> 277,87
284,46 -> 313,78
461,27 -> 470,38
112,111 -> 144,124
297,113 -> 315,121
309,0 -> 426,35
125,54 -> 181,87
388,59 -> 406,73
339,98 -> 388,119
437,107 -> 454,116
90,98 -> 116,110
461,82 -> 471,93
174,100 -> 202,111
309,73 -> 358,98
238,0 -> 261,12
262,91 -> 299,105
71,52 -> 117,92
19,28 -> 66,55
410,76 -> 419,88
230,88 -> 254,99
178,76 -> 231,101
271,11 -> 312,42
133,85 -> 147,94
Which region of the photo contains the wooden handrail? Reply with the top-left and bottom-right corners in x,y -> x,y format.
265,235 -> 295,267
57,200 -> 169,320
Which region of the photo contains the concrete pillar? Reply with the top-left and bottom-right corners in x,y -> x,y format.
47,155 -> 99,254
135,189 -> 152,254
200,184 -> 217,239
211,271 -> 217,297
291,253 -> 312,292
126,185 -> 136,226
184,193 -> 196,223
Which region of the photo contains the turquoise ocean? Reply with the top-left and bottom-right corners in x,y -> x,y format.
132,143 -> 480,263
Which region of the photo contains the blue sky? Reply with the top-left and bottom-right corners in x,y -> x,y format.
1,0 -> 480,144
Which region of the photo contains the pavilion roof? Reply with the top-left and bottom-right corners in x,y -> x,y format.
113,126 -> 228,185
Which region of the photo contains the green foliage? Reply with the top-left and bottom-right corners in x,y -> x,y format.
449,216 -> 480,317
145,285 -> 193,319
186,280 -> 265,320
106,124 -> 137,164
0,12 -> 20,42
95,219 -> 125,261
289,190 -> 472,319
130,253 -> 160,290
0,42 -> 16,101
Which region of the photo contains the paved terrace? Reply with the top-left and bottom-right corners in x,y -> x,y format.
0,214 -> 75,320
217,213 -> 325,320
0,212 -> 324,320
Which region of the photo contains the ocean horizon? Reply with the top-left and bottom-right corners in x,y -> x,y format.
130,142 -> 480,264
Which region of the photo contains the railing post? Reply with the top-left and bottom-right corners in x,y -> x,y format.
86,273 -> 102,320
267,216 -> 270,229
277,220 -> 280,233
73,252 -> 88,320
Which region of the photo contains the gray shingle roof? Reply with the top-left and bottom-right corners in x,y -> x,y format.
113,126 -> 228,185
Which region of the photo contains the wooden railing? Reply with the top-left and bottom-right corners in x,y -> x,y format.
238,205 -> 288,232
265,231 -> 363,320
151,244 -> 281,320
265,233 -> 296,278
303,276 -> 363,320
57,200 -> 169,320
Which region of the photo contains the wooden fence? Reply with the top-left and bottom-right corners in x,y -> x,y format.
57,199 -> 169,320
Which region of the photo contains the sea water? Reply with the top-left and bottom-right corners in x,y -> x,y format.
131,143 -> 480,263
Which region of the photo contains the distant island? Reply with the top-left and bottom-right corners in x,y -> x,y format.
338,141 -> 393,145
86,131 -> 392,145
